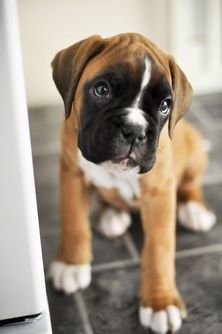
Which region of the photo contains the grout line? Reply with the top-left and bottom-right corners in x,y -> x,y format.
203,173 -> 222,185
92,243 -> 222,273
122,232 -> 140,260
74,292 -> 94,334
191,102 -> 219,129
92,258 -> 139,273
176,243 -> 222,259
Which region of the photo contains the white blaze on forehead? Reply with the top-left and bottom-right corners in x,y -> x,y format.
132,57 -> 152,108
127,57 -> 151,128
126,108 -> 148,127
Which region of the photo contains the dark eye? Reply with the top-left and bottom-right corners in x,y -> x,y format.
93,80 -> 111,99
159,98 -> 172,115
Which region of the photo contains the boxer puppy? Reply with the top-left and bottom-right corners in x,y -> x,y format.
49,33 -> 216,333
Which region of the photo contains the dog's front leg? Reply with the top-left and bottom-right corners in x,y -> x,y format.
49,125 -> 92,294
139,174 -> 185,333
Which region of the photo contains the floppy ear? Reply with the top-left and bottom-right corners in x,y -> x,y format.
51,35 -> 104,118
168,56 -> 193,138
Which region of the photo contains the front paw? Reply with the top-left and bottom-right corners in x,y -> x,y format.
48,261 -> 91,295
139,296 -> 186,333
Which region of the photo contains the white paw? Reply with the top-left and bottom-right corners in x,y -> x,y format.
178,201 -> 216,232
98,208 -> 131,238
139,305 -> 183,333
48,261 -> 91,294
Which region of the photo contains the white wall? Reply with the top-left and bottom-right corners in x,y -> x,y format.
18,0 -> 169,107
18,0 -> 222,107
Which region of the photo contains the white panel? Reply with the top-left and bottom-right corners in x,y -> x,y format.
168,0 -> 222,94
205,0 -> 222,69
168,0 -> 205,70
0,0 -> 49,324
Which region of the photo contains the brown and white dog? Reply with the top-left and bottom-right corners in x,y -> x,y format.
49,33 -> 216,333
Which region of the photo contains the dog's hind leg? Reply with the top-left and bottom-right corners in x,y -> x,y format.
177,133 -> 216,232
97,206 -> 132,238
177,182 -> 216,232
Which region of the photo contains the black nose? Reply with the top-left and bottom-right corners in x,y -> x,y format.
120,125 -> 146,143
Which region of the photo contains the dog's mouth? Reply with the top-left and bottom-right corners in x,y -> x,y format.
101,152 -> 140,176
112,155 -> 138,168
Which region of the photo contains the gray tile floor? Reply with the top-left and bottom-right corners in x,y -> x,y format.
29,94 -> 222,334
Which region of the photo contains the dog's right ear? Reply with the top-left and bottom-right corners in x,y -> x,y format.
51,35 -> 104,118
168,56 -> 193,138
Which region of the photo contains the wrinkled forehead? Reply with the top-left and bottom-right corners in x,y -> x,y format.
81,52 -> 170,87
85,36 -> 170,80
75,38 -> 173,105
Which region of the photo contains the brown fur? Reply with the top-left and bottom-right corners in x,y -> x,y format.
52,33 -> 207,313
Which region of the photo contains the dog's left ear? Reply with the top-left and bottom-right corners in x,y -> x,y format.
168,56 -> 193,138
51,35 -> 104,118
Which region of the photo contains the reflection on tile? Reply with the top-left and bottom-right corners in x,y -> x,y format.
193,93 -> 222,107
29,105 -> 63,156
92,232 -> 130,265
177,253 -> 222,334
41,231 -> 59,270
33,154 -> 59,229
85,268 -> 142,334
46,283 -> 83,334
84,253 -> 222,334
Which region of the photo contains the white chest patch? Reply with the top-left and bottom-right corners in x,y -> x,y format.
78,150 -> 140,201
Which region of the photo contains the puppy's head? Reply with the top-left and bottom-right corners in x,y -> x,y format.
52,33 -> 192,174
